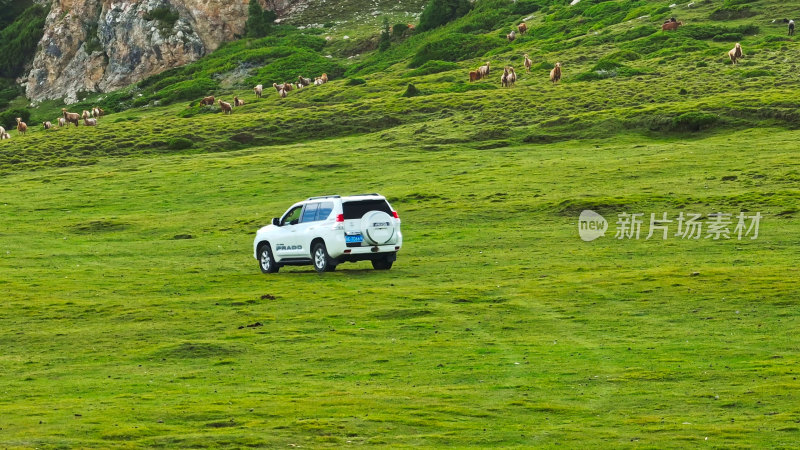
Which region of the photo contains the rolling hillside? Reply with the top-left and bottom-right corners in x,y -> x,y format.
1,0 -> 799,447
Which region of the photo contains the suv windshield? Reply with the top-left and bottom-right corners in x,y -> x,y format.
342,199 -> 392,219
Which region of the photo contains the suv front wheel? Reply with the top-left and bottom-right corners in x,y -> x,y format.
259,245 -> 279,273
313,242 -> 337,273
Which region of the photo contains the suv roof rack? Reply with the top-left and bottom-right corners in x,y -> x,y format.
347,193 -> 381,197
307,195 -> 341,200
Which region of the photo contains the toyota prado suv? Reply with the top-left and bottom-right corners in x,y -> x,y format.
253,194 -> 402,273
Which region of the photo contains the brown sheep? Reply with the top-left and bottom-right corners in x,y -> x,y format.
234,96 -> 245,107
62,108 -> 80,127
283,83 -> 294,92
320,73 -> 328,83
279,88 -> 287,99
92,107 -> 101,118
83,117 -> 97,126
43,121 -> 52,130
82,110 -> 90,120
550,62 -> 562,84
298,76 -> 311,87
16,117 -> 27,135
200,95 -> 215,106
469,70 -> 479,82
518,23 -> 528,34
219,100 -> 232,114
507,30 -> 516,42
662,21 -> 682,31
501,66 -> 517,88
58,117 -> 66,127
728,42 -> 743,64
523,53 -> 532,73
97,107 -> 105,117
254,84 -> 263,98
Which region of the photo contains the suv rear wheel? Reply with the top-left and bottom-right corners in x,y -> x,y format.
259,245 -> 279,273
313,242 -> 337,273
371,255 -> 394,270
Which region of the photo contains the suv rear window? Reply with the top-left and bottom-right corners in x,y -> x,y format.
342,199 -> 392,219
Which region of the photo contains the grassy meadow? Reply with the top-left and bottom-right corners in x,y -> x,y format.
2,0 -> 800,446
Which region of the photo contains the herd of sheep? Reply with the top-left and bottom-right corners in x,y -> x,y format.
2,16 -> 795,140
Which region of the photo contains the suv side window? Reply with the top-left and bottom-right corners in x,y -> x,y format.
282,206 -> 303,226
316,201 -> 334,221
301,203 -> 319,223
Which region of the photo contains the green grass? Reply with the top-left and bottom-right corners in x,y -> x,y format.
1,128 -> 799,446
1,0 -> 800,446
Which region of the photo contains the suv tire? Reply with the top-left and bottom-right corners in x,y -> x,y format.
258,245 -> 279,273
313,242 -> 337,273
371,255 -> 394,270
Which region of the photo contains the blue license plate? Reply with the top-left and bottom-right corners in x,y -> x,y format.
346,234 -> 363,243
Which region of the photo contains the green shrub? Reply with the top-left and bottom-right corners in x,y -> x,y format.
404,60 -> 460,77
346,78 -> 367,86
392,23 -> 409,38
0,108 -> 30,130
709,6 -> 756,21
672,112 -> 718,132
418,0 -> 473,32
740,69 -> 774,78
167,137 -> 194,150
245,0 -> 277,38
511,0 -> 547,15
409,33 -> 499,68
0,4 -> 48,78
402,83 -> 422,97
713,33 -> 742,41
0,78 -> 20,110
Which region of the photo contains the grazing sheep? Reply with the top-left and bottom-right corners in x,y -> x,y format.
83,117 -> 97,126
662,20 -> 682,31
789,19 -> 795,36
273,82 -> 284,92
728,42 -> 743,64
92,107 -> 101,118
501,67 -> 517,88
234,96 -> 245,107
58,117 -> 66,127
314,77 -> 324,86
279,88 -> 287,99
550,62 -> 562,84
82,110 -> 90,120
298,76 -> 311,87
283,83 -> 294,92
254,84 -> 263,98
97,107 -> 105,117
43,121 -> 52,130
518,23 -> 527,34
219,100 -> 232,114
478,62 -> 490,79
469,70 -> 479,82
507,30 -> 516,42
320,73 -> 328,83
0,126 -> 4,135
62,108 -> 80,127
524,53 -> 532,73
16,117 -> 27,135
0,131 -> 10,140
200,95 -> 215,106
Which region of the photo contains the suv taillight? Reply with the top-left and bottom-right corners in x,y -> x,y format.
392,211 -> 399,219
336,214 -> 344,222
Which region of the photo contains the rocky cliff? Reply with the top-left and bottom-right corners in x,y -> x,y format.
25,0 -> 294,103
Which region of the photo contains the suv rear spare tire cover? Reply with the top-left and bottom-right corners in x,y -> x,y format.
360,210 -> 395,245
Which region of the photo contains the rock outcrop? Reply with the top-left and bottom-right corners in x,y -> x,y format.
25,0 -> 294,103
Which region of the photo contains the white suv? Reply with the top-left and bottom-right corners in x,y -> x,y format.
253,194 -> 402,273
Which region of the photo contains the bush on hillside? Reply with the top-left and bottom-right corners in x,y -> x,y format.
346,78 -> 366,86
167,137 -> 194,150
417,0 -> 472,32
402,83 -> 422,97
0,108 -> 30,130
245,1 -> 277,38
409,33 -> 499,68
404,60 -> 460,77
672,112 -> 718,132
0,4 -> 48,78
0,78 -> 20,110
573,60 -> 647,81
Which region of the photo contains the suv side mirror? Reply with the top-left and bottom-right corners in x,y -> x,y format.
272,217 -> 280,226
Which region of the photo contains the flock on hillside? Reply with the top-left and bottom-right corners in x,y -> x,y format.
2,15 -> 797,141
